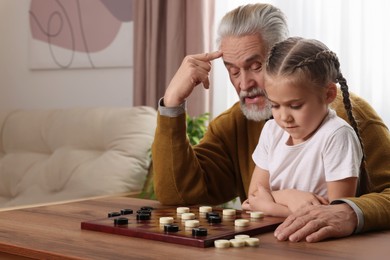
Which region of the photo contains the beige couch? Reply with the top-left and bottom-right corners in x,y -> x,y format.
0,106 -> 157,208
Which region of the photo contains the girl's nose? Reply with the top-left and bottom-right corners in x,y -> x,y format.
280,108 -> 293,122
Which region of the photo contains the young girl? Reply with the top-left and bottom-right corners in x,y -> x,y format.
242,37 -> 369,217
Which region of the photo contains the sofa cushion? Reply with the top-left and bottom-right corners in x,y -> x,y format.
0,106 -> 156,207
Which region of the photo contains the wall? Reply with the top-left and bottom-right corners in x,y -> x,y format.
0,0 -> 133,110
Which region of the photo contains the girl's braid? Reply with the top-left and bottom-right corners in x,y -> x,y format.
336,71 -> 372,195
294,50 -> 371,195
294,50 -> 334,70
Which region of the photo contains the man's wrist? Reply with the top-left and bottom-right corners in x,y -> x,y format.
331,199 -> 364,233
158,97 -> 186,117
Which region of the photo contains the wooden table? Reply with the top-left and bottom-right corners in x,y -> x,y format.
0,196 -> 389,259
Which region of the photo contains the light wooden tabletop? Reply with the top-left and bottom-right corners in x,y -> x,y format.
0,195 -> 389,259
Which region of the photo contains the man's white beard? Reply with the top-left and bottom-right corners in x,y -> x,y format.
239,87 -> 272,122
240,102 -> 272,121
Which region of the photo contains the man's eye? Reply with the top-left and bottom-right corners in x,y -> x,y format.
229,68 -> 240,77
271,104 -> 279,109
251,62 -> 263,71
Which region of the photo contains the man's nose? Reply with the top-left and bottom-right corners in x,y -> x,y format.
239,71 -> 256,91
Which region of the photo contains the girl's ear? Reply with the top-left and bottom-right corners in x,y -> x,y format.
325,83 -> 337,104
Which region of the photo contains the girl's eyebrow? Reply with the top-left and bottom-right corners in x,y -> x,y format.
267,98 -> 303,105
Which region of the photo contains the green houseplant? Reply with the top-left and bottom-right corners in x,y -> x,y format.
140,113 -> 210,200
186,113 -> 210,145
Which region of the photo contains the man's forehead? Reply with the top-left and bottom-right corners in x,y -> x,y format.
220,35 -> 266,66
223,53 -> 263,67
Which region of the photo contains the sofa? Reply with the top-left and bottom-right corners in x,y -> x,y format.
0,106 -> 157,208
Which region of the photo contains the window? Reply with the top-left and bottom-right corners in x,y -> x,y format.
212,0 -> 390,126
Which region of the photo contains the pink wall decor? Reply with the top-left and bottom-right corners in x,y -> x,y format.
29,0 -> 133,69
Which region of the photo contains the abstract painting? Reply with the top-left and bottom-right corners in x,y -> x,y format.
29,0 -> 133,69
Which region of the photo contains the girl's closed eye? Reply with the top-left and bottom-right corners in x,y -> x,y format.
290,103 -> 303,109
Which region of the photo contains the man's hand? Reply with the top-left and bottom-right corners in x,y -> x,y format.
164,51 -> 223,107
274,203 -> 357,242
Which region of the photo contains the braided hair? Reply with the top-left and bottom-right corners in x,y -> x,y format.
266,37 -> 371,195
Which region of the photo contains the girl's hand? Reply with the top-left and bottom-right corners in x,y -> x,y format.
247,185 -> 291,217
272,189 -> 329,213
241,199 -> 251,211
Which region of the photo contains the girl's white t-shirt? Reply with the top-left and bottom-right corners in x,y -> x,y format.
252,109 -> 362,199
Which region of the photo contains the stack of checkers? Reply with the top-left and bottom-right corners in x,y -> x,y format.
175,207 -> 263,248
214,234 -> 260,248
214,209 -> 262,248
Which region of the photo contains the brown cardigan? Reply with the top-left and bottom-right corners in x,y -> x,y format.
152,89 -> 390,232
